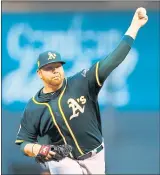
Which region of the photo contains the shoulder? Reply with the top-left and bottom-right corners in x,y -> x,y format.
21,99 -> 45,123
24,91 -> 46,115
66,69 -> 89,91
67,63 -> 97,82
67,69 -> 88,82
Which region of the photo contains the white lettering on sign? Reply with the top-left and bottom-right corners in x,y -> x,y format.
2,16 -> 138,107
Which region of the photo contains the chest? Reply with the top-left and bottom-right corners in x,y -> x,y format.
39,81 -> 97,136
49,87 -> 89,123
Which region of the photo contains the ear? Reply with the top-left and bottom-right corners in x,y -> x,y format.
37,70 -> 43,79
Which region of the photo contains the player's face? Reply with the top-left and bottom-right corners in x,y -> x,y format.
38,63 -> 65,87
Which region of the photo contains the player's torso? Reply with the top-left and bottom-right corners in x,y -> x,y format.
37,76 -> 102,158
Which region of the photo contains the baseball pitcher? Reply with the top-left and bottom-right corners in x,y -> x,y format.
15,8 -> 148,174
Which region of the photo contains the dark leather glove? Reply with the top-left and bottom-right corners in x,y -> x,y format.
35,144 -> 72,164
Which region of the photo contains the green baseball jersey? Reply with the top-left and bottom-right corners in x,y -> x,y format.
15,35 -> 134,158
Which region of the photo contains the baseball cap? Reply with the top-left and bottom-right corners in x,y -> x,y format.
37,51 -> 65,70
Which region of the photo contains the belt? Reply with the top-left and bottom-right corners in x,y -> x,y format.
76,144 -> 103,160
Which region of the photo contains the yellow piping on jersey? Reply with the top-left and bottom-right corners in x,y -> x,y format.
32,96 -> 73,158
58,80 -> 84,155
96,61 -> 102,87
32,97 -> 68,143
15,140 -> 24,144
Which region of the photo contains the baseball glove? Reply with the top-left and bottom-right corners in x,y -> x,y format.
35,144 -> 72,164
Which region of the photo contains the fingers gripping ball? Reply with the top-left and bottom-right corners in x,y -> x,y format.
136,7 -> 147,19
35,144 -> 72,164
131,7 -> 148,28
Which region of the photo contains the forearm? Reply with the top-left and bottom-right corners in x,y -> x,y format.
20,141 -> 41,157
125,24 -> 140,39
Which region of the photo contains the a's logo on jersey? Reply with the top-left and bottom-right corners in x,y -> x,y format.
68,96 -> 86,120
48,52 -> 56,60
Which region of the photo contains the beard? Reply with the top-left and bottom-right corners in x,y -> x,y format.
42,74 -> 63,87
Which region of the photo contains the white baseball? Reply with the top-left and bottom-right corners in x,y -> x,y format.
137,7 -> 147,18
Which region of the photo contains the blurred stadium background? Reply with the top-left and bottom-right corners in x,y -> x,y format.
2,1 -> 160,174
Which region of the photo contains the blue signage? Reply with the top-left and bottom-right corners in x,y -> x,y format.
2,11 -> 159,111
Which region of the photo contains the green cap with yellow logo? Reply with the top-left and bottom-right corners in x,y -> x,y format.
37,51 -> 65,70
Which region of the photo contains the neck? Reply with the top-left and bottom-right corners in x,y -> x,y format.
43,81 -> 64,94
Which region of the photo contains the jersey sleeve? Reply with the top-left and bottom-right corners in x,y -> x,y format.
85,63 -> 103,100
98,35 -> 134,83
15,108 -> 39,145
86,35 -> 134,100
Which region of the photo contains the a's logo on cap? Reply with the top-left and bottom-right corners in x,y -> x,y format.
48,52 -> 56,60
37,61 -> 40,67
